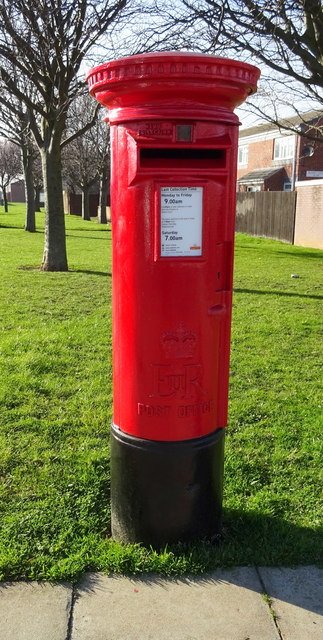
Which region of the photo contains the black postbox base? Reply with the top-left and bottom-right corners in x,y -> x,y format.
110,424 -> 225,548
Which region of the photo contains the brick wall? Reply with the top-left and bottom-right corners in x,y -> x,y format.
294,180 -> 323,249
266,169 -> 290,191
237,139 -> 274,181
237,138 -> 293,190
297,136 -> 323,181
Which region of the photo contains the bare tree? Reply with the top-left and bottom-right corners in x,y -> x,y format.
63,136 -> 100,221
0,140 -> 21,212
93,113 -> 110,224
0,0 -> 130,270
0,85 -> 39,231
63,95 -> 110,221
148,1 -> 323,134
98,129 -> 110,225
65,96 -> 111,223
20,132 -> 38,232
33,153 -> 43,213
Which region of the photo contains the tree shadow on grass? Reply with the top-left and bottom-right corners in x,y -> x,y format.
66,226 -> 111,233
66,233 -> 109,240
17,267 -> 111,276
71,269 -> 111,277
236,243 -> 322,260
0,224 -> 44,232
273,249 -> 322,259
234,287 -> 323,301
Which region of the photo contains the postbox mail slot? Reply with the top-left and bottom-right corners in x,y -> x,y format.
140,147 -> 226,169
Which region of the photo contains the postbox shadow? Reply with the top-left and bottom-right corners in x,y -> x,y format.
85,508 -> 323,616
78,511 -> 322,618
168,507 -> 322,563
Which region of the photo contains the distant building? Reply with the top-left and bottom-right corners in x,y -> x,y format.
63,183 -> 110,218
8,180 -> 25,202
237,110 -> 323,191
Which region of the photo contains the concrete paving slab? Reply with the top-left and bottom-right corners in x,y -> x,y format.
0,581 -> 73,640
72,568 -> 280,640
259,566 -> 323,640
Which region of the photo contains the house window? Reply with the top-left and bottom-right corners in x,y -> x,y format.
283,181 -> 292,191
247,185 -> 261,191
273,136 -> 294,161
238,145 -> 248,167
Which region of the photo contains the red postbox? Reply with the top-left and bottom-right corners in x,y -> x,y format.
87,52 -> 260,546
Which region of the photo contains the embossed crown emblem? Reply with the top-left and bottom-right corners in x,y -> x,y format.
161,324 -> 197,359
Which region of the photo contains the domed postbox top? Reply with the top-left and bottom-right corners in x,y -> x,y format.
86,51 -> 260,123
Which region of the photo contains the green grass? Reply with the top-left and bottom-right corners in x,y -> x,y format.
0,203 -> 322,582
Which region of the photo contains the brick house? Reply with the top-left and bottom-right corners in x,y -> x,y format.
237,110 -> 323,191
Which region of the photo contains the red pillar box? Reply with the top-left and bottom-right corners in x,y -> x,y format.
87,52 -> 260,547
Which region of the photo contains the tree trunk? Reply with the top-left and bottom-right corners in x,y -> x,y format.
34,186 -> 41,212
22,147 -> 36,232
3,186 -> 8,212
98,169 -> 108,224
82,187 -> 91,220
40,140 -> 68,271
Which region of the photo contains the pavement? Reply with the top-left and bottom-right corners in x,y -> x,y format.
0,566 -> 322,640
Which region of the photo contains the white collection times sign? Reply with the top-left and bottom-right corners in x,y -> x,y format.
160,186 -> 203,257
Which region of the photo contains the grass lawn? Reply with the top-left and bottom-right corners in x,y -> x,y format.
0,203 -> 322,582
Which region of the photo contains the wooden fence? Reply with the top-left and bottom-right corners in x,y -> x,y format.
236,191 -> 297,243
